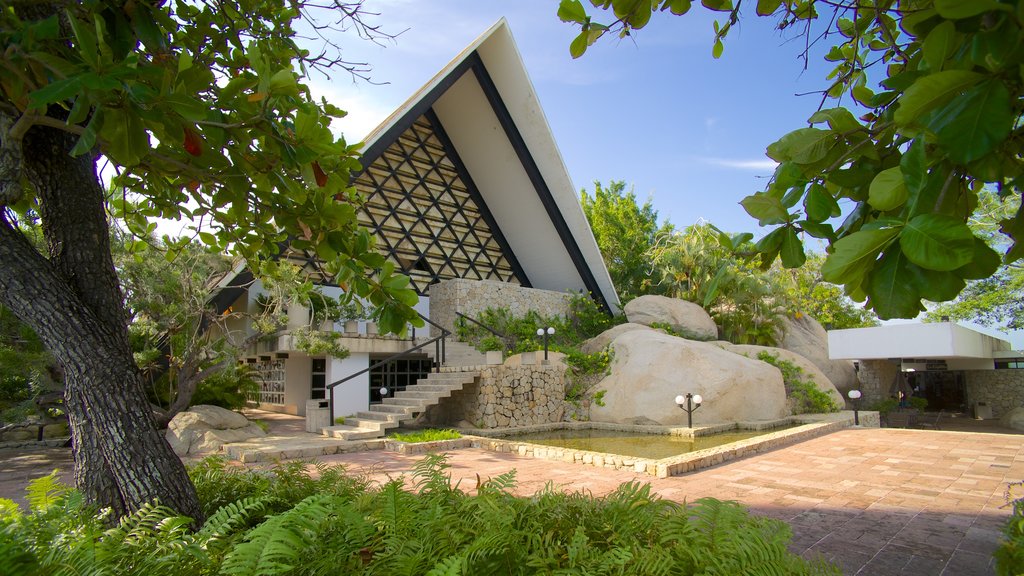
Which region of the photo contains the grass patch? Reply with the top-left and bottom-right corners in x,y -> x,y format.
388,428 -> 462,443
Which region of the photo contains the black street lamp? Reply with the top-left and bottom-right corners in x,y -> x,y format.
675,393 -> 703,428
536,326 -> 555,361
848,389 -> 862,426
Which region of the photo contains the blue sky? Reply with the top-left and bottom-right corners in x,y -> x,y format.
309,0 -> 839,235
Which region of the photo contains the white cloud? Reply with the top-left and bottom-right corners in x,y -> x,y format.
698,157 -> 778,171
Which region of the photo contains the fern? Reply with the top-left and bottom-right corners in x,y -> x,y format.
25,471 -> 70,513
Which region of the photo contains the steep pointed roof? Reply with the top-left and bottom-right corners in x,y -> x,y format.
351,19 -> 619,313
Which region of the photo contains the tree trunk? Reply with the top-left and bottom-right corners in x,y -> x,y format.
0,120 -> 202,521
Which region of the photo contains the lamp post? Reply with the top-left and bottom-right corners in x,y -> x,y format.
536,326 -> 555,361
847,389 -> 862,426
674,393 -> 703,428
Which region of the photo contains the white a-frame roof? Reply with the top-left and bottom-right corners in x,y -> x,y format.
353,19 -> 620,313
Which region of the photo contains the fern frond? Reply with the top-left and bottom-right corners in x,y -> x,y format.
25,471 -> 70,513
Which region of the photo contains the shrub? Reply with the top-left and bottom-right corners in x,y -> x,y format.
756,352 -> 839,414
0,455 -> 839,575
190,365 -> 259,411
388,428 -> 462,443
996,481 -> 1024,575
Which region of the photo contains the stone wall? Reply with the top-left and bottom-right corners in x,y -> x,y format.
964,369 -> 1024,418
429,279 -> 574,334
422,356 -> 571,428
855,359 -> 900,407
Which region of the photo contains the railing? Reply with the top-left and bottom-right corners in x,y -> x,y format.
455,311 -> 509,350
326,311 -> 449,419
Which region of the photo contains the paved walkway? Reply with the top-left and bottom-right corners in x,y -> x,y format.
305,428 -> 1022,576
2,418 -> 1022,575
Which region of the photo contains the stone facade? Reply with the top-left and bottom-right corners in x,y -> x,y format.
964,369 -> 1024,418
429,279 -> 574,334
854,359 -> 900,407
423,356 -> 572,429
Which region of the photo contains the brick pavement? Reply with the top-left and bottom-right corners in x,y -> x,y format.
312,428 -> 1024,576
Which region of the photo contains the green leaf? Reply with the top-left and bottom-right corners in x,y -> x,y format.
570,31 -> 589,58
101,108 -> 149,166
69,109 -> 102,156
558,0 -> 589,23
701,0 -> 733,11
899,139 -> 926,201
900,214 -> 975,271
908,264 -> 966,302
766,128 -> 834,164
999,203 -> 1024,264
27,77 -> 83,109
178,50 -> 193,73
922,20 -> 956,71
755,226 -> 785,252
894,70 -> 983,126
779,227 -> 806,268
821,228 -> 900,285
269,70 -> 298,96
934,0 -> 1011,19
807,108 -> 860,133
955,238 -> 1001,279
664,0 -> 692,15
804,183 -> 840,223
740,193 -> 790,225
867,167 -> 908,211
929,79 -> 1013,164
756,0 -> 782,16
867,249 -> 924,319
797,220 -> 835,240
712,38 -> 724,59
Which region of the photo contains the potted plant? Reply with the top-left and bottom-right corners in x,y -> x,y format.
338,300 -> 364,336
308,293 -> 342,331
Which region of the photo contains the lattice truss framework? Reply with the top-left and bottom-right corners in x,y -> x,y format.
353,112 -> 525,295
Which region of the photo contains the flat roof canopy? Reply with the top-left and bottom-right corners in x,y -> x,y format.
828,323 -> 1013,361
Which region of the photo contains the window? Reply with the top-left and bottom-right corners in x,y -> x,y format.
311,358 -> 327,400
369,355 -> 432,403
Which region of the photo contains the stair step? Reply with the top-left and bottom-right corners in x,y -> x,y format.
346,417 -> 399,430
371,404 -> 416,414
355,411 -> 402,422
410,384 -> 461,393
321,425 -> 381,440
382,397 -> 424,407
396,390 -> 444,400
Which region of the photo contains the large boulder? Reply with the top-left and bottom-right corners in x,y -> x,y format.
579,322 -> 653,354
1000,407 -> 1024,431
720,343 -> 844,409
165,405 -> 265,456
778,314 -> 859,394
591,330 -> 789,426
623,295 -> 718,340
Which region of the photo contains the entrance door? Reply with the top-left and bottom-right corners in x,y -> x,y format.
913,371 -> 965,411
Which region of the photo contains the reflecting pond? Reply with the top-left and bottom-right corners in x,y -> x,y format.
500,426 -> 798,460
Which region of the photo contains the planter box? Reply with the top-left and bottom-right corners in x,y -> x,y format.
384,437 -> 472,455
486,350 -> 503,365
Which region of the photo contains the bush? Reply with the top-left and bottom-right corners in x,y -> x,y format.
756,352 -> 839,415
190,365 -> 259,411
996,482 -> 1024,575
0,455 -> 839,576
388,428 -> 461,443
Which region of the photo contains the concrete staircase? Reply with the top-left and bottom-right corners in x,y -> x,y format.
320,370 -> 478,440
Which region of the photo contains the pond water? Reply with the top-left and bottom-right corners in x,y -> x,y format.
500,426 -> 798,460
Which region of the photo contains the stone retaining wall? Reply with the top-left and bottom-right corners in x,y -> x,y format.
429,279 -> 574,334
424,359 -> 571,428
0,422 -> 69,443
965,369 -> 1024,418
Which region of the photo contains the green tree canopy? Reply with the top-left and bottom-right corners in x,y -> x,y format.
581,180 -> 673,302
559,0 -> 1024,321
0,0 -> 417,519
926,190 -> 1024,328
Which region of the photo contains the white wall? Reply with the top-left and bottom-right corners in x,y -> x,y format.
328,353 -> 370,419
283,354 -> 312,415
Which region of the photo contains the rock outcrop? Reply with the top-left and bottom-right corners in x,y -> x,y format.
1000,407 -> 1024,431
719,343 -> 844,408
623,295 -> 718,340
591,330 -> 789,426
779,314 -> 859,394
579,322 -> 653,354
165,405 -> 265,456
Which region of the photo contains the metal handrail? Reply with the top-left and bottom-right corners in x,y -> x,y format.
455,311 -> 507,341
325,311 -> 449,419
